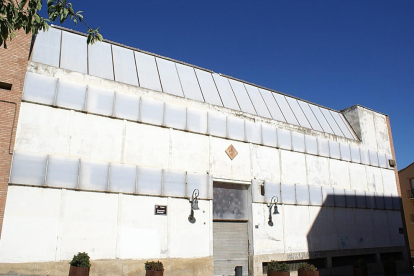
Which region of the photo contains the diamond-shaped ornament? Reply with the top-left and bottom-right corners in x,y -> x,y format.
225,144 -> 238,160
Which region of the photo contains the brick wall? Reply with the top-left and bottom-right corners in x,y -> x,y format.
0,30 -> 32,236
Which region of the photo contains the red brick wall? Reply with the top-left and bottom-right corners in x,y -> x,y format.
0,30 -> 32,236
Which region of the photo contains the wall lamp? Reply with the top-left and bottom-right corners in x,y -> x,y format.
188,189 -> 199,223
267,196 -> 279,226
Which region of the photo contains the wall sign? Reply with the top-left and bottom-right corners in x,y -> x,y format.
155,205 -> 167,215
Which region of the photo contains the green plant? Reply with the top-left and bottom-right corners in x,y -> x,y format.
353,258 -> 368,270
268,260 -> 289,272
298,262 -> 317,271
69,252 -> 91,268
145,261 -> 164,272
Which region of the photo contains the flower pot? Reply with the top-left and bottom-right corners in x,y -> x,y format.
68,266 -> 90,276
298,270 -> 319,276
268,271 -> 290,276
353,268 -> 367,276
145,271 -> 164,276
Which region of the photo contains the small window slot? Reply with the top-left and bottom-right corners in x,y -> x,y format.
0,82 -> 12,90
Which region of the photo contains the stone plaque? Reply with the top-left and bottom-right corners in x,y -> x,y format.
225,144 -> 238,160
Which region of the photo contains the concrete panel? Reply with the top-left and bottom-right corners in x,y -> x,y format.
386,210 -> 405,247
306,155 -> 330,186
251,145 -> 280,183
70,113 -> 123,162
349,163 -> 368,191
373,113 -> 391,155
283,205 -> 310,253
15,103 -> 70,156
372,209 -> 391,248
358,108 -> 378,151
210,138 -> 251,181
124,123 -> 169,168
252,203 -> 284,255
280,150 -> 306,184
335,208 -> 357,249
329,159 -> 350,189
308,206 -> 337,251
366,166 -> 383,193
171,130 -> 209,174
59,190 -> 118,260
0,186 -> 61,262
381,168 -> 398,194
353,209 -> 375,249
118,195 -> 168,259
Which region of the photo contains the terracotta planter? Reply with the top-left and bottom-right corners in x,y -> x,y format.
145,271 -> 163,276
268,271 -> 290,276
353,268 -> 367,276
68,266 -> 90,276
298,270 -> 319,276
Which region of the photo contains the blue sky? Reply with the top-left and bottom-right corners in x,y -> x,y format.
41,0 -> 414,169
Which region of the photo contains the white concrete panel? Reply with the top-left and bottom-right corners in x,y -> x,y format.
349,163 -> 368,191
261,124 -> 277,147
366,166 -> 383,192
134,51 -> 162,92
124,123 -> 169,168
171,131 -> 209,174
280,150 -> 306,184
306,155 -> 330,186
340,143 -> 351,161
360,148 -> 370,165
252,179 -> 265,203
187,172 -> 209,199
88,41 -> 114,80
32,27 -> 61,67
334,188 -> 346,207
381,169 -> 398,194
372,210 -> 391,248
251,145 -> 280,183
386,210 -> 405,247
317,138 -> 330,157
79,159 -> 109,191
114,92 -> 140,121
281,183 -> 296,205
164,103 -> 186,130
373,113 -> 391,154
309,185 -> 322,206
330,111 -> 354,139
346,208 -> 373,249
156,58 -> 183,97
283,205 -> 310,252
291,132 -> 305,153
46,155 -> 79,189
358,109 -> 378,151
59,191 -> 118,260
296,184 -> 309,205
308,206 -> 337,251
227,116 -> 245,141
322,187 -> 335,207
228,79 -> 256,114
345,189 -> 357,207
366,191 -> 376,209
56,79 -> 87,111
277,129 -> 291,151
70,112 -> 123,162
212,74 -> 240,111
140,98 -> 164,126
195,69 -> 222,106
186,108 -> 207,134
252,203 -> 284,254
163,170 -> 186,197
264,181 -> 281,203
23,72 -> 57,105
259,89 -> 286,122
392,194 -> 400,210
210,138 -> 251,181
112,45 -> 139,86
168,198 -> 210,258
285,97 -> 311,129
245,84 -> 271,119
355,190 -> 367,209
208,112 -> 226,138
245,121 -> 261,144
335,208 -> 357,249
350,145 -> 361,163
15,103 -> 70,156
369,150 -> 379,167
375,193 -> 385,209
384,193 -> 393,210
10,151 -> 47,186
329,159 -> 350,189
329,141 -> 341,159
86,86 -> 114,116
273,94 -> 299,126
0,186 -> 61,262
136,167 -> 162,196
320,107 -> 343,137
309,104 -> 334,134
305,135 -> 318,155
298,101 -> 323,132
118,195 -> 168,259
176,63 -> 204,102
60,31 -> 87,74
109,163 -> 136,193
378,152 -> 387,168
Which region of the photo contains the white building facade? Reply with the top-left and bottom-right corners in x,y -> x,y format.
0,27 -> 409,276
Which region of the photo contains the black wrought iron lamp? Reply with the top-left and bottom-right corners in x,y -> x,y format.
188,189 -> 200,223
267,196 -> 279,226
